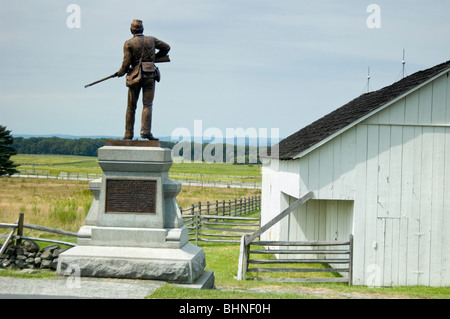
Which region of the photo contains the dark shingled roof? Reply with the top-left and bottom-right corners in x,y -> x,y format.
275,59 -> 450,160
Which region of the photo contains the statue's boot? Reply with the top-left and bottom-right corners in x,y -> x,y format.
140,105 -> 158,140
123,109 -> 135,140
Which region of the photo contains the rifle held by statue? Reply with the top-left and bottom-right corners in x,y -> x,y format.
84,55 -> 170,88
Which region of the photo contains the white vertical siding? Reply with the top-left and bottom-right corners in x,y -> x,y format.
262,72 -> 450,286
443,125 -> 450,286
260,161 -> 284,241
279,127 -> 358,201
283,196 -> 353,245
354,76 -> 450,286
353,124 -> 368,285
354,75 -> 450,286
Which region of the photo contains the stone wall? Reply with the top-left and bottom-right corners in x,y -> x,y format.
0,240 -> 66,271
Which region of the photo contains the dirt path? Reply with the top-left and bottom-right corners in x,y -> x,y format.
225,285 -> 417,299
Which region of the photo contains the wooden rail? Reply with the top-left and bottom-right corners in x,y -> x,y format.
244,192 -> 313,245
240,237 -> 353,283
181,196 -> 261,244
0,212 -> 77,249
237,192 -> 354,284
191,215 -> 260,244
181,196 -> 261,218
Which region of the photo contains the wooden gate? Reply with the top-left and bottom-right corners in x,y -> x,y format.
238,192 -> 354,284
239,237 -> 353,283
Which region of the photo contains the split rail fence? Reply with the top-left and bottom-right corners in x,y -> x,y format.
15,170 -> 261,188
0,212 -> 77,256
238,192 -> 354,284
15,169 -> 102,181
1,196 -> 261,251
181,196 -> 261,244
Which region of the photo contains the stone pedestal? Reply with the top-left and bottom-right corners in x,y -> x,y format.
57,142 -> 214,288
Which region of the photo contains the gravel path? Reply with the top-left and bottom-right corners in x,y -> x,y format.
0,276 -> 164,299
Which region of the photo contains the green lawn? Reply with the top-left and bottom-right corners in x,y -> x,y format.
12,154 -> 99,166
3,155 -> 449,299
12,154 -> 102,176
149,241 -> 450,299
170,162 -> 261,177
11,154 -> 262,183
2,231 -> 449,299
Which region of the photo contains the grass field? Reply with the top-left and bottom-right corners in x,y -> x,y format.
1,178 -> 449,298
11,154 -> 262,184
152,242 -> 450,299
2,155 -> 450,299
12,154 -> 100,167
0,177 -> 260,233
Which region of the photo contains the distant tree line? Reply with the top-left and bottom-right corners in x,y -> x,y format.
12,137 -> 110,157
170,141 -> 272,164
11,136 -> 273,164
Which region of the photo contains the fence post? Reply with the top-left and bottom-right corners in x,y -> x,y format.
16,212 -> 24,245
237,234 -> 249,280
194,204 -> 199,246
0,227 -> 16,256
222,200 -> 225,216
349,234 -> 354,285
206,201 -> 210,216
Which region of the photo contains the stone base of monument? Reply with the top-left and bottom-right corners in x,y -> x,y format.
57,142 -> 214,289
57,244 -> 214,288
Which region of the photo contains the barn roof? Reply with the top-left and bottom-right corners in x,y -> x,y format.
274,59 -> 450,160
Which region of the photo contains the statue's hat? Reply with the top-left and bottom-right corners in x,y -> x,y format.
130,19 -> 143,33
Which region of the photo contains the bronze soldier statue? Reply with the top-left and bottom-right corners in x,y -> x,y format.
115,19 -> 170,141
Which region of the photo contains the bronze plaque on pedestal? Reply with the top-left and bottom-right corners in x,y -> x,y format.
106,179 -> 157,214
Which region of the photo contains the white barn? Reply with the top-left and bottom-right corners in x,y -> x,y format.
261,59 -> 450,287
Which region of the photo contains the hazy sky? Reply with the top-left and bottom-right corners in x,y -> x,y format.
1,0 -> 450,141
